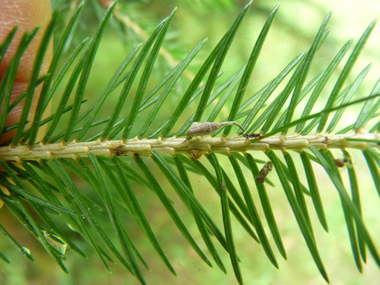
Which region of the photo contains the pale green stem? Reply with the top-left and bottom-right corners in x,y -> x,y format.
1,131 -> 379,162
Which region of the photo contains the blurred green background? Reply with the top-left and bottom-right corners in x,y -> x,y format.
1,0 -> 380,284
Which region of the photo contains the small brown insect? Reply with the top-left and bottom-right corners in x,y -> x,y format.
334,159 -> 346,168
256,161 -> 273,183
334,154 -> 352,168
182,121 -> 245,144
243,133 -> 264,140
114,150 -> 124,157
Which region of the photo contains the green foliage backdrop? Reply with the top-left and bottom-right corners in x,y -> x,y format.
1,0 -> 380,284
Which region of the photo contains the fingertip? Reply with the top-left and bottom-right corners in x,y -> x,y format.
0,0 -> 53,145
0,0 -> 53,80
